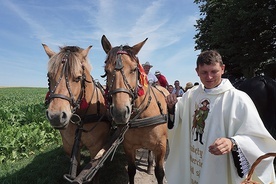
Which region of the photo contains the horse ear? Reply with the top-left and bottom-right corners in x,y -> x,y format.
81,45 -> 92,58
101,35 -> 112,54
42,44 -> 56,58
132,38 -> 148,55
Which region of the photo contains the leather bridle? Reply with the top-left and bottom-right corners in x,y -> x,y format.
103,45 -> 168,128
105,46 -> 139,107
45,49 -> 90,113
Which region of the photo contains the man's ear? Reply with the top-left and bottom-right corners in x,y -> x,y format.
221,64 -> 225,74
195,67 -> 199,76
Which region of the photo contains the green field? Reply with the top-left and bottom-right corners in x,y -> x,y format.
0,87 -> 64,183
0,88 -> 61,163
0,87 -> 128,184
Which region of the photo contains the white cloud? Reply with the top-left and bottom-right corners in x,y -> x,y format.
2,0 -> 51,41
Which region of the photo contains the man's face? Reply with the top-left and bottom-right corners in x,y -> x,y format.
168,86 -> 174,93
143,65 -> 151,74
196,62 -> 225,89
174,81 -> 180,87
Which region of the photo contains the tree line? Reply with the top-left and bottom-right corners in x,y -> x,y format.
193,0 -> 276,79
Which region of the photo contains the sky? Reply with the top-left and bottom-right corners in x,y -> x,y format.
0,0 -> 201,88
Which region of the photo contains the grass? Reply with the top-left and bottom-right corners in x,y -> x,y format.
0,87 -> 60,163
0,145 -> 68,184
0,144 -> 129,184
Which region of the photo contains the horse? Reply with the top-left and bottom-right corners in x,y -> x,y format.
234,75 -> 276,139
42,44 -> 111,184
101,35 -> 169,184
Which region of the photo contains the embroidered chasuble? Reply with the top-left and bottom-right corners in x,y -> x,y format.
165,79 -> 276,184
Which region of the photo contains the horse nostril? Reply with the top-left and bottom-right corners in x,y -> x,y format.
110,105 -> 114,117
45,110 -> 50,119
125,106 -> 131,118
60,111 -> 67,123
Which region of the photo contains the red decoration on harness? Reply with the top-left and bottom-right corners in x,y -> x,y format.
137,87 -> 144,96
138,63 -> 148,87
80,98 -> 89,110
45,91 -> 50,101
117,50 -> 128,55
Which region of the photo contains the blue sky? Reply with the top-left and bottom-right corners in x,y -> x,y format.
0,0 -> 201,88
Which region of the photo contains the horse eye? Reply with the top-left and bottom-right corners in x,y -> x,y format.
131,67 -> 137,74
74,76 -> 82,82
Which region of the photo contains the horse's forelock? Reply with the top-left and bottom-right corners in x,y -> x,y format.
105,45 -> 137,65
122,45 -> 136,60
60,46 -> 81,53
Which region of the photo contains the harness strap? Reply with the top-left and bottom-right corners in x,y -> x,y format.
82,114 -> 110,124
150,86 -> 164,115
111,88 -> 134,97
129,114 -> 168,128
131,85 -> 151,120
49,94 -> 73,104
67,124 -> 129,183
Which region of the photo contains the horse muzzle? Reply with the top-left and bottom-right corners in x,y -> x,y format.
110,104 -> 132,124
46,110 -> 71,129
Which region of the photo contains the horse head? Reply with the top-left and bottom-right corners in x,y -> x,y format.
43,44 -> 92,129
101,35 -> 148,124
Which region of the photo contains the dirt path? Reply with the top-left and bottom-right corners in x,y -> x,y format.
134,149 -> 168,184
99,146 -> 168,184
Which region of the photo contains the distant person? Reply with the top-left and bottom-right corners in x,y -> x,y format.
155,70 -> 169,88
184,82 -> 194,92
142,62 -> 159,85
167,85 -> 174,94
172,80 -> 184,97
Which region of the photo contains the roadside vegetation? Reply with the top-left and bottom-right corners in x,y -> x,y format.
0,87 -> 63,183
0,87 -> 60,164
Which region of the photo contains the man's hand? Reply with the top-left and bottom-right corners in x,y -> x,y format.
166,94 -> 178,110
208,138 -> 233,155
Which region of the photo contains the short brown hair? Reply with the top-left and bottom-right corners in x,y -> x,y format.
196,50 -> 223,68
